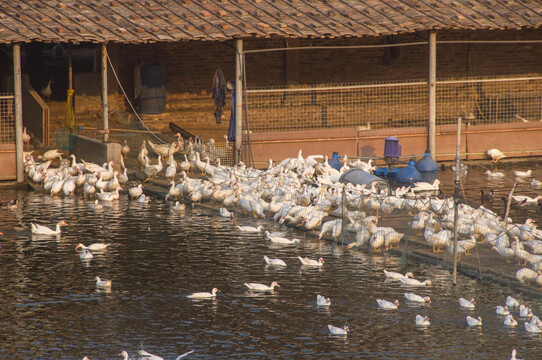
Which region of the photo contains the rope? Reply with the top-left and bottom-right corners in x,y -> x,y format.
105,52 -> 166,144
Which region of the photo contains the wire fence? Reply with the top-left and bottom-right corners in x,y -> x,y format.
245,76 -> 542,133
0,94 -> 15,144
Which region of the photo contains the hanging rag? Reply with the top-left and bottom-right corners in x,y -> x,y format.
227,84 -> 236,142
212,68 -> 227,124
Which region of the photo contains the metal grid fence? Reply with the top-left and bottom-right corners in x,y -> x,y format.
0,94 -> 15,144
245,76 -> 542,133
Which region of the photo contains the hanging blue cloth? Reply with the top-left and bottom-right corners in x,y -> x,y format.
227,85 -> 236,142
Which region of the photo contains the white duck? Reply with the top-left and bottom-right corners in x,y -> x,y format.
237,225 -> 264,233
31,220 -> 68,235
316,294 -> 331,306
519,304 -> 533,318
530,179 -> 542,189
513,169 -> 532,178
398,277 -> 432,287
41,149 -> 63,161
263,255 -> 287,267
459,298 -> 476,309
408,179 -> 440,193
138,194 -> 151,204
265,231 -> 300,245
415,314 -> 430,326
484,170 -> 505,178
95,276 -> 111,289
404,292 -> 431,303
383,270 -> 414,280
186,288 -> 219,299
524,322 -> 541,333
129,184 -> 144,199
376,299 -> 399,310
84,182 -> 97,200
96,188 -> 121,202
137,349 -> 164,360
466,316 -> 482,326
486,148 -> 505,162
165,181 -> 181,201
76,243 -> 109,251
22,126 -> 31,145
80,249 -> 93,260
506,296 -> 520,308
121,140 -> 130,157
496,305 -> 510,315
219,207 -> 233,218
143,155 -> 163,182
328,324 -> 349,335
244,282 -> 279,292
298,256 -> 324,267
504,314 -> 518,326
516,267 -> 538,285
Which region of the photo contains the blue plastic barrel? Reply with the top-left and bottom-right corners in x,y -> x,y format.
138,64 -> 166,114
415,152 -> 439,172
395,161 -> 422,183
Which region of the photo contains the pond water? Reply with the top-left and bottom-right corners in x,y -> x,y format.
0,163 -> 541,359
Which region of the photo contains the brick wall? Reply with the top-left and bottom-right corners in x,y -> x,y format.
46,28 -> 542,146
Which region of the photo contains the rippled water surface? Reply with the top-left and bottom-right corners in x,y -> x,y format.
0,164 -> 541,359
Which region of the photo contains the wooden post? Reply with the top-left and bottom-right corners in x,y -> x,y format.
235,39 -> 243,164
452,117 -> 461,285
101,43 -> 109,142
13,43 -> 23,182
428,30 -> 437,159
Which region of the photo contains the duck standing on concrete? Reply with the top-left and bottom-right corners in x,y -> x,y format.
40,79 -> 54,102
486,148 -> 505,163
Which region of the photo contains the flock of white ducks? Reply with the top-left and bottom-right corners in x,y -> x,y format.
23,144 -> 542,292
19,143 -> 541,357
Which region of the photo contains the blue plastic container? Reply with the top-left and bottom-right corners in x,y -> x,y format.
415,152 -> 439,172
384,136 -> 401,158
328,152 -> 342,171
395,161 -> 422,183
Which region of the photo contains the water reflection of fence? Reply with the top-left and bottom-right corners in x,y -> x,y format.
245,76 -> 542,134
0,94 -> 15,144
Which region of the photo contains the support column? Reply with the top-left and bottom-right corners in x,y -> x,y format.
234,39 -> 243,164
428,30 -> 437,159
101,43 -> 109,142
13,43 -> 23,182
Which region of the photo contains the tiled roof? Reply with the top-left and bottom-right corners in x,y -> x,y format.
1,0 -> 542,44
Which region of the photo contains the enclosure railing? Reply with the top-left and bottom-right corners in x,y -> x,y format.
0,94 -> 15,144
244,75 -> 542,134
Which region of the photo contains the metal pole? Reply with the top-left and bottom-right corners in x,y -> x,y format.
101,43 -> 109,142
452,117 -> 461,285
235,39 -> 243,164
428,30 -> 437,159
13,43 -> 23,182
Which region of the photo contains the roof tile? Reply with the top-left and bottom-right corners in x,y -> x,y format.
0,0 -> 541,43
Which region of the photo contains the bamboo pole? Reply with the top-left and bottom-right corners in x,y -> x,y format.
428,30 -> 437,159
452,117 -> 461,285
235,39 -> 243,164
101,43 -> 109,142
